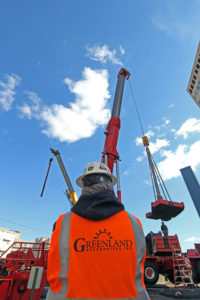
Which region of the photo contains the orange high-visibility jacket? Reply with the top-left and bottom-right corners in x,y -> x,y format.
47,210 -> 150,300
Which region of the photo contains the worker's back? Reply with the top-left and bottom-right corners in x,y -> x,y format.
47,209 -> 149,299
46,162 -> 149,300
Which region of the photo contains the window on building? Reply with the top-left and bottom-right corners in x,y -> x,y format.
3,239 -> 10,243
197,85 -> 200,90
195,69 -> 198,74
194,95 -> 197,99
193,75 -> 197,80
196,64 -> 200,69
191,84 -> 194,89
198,80 -> 200,84
198,58 -> 200,64
192,79 -> 195,85
195,90 -> 198,95
189,89 -> 192,93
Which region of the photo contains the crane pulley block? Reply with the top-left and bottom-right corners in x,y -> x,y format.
142,136 -> 149,147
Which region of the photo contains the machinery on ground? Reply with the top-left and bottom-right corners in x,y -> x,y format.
186,243 -> 200,284
144,232 -> 200,286
0,68 -> 199,299
0,241 -> 49,299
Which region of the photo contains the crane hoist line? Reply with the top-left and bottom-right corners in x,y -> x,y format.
128,81 -> 184,221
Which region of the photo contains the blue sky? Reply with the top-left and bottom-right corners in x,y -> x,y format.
0,0 -> 200,252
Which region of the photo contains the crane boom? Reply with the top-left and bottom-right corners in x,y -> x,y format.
50,148 -> 78,206
102,68 -> 130,201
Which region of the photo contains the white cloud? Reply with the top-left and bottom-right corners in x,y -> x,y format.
18,67 -> 111,143
162,118 -> 170,126
168,104 -> 175,109
135,130 -> 155,146
135,136 -> 169,154
136,156 -> 143,162
119,45 -> 125,55
157,141 -> 200,180
146,130 -> 155,138
144,180 -> 152,186
19,91 -> 42,119
0,74 -> 21,111
185,237 -> 200,242
135,137 -> 142,146
176,118 -> 200,139
149,138 -> 170,154
135,131 -> 169,162
86,44 -> 123,65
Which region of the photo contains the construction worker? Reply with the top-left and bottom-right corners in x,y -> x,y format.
161,221 -> 168,238
46,162 -> 150,300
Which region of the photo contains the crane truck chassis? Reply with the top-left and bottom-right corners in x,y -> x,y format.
144,232 -> 200,286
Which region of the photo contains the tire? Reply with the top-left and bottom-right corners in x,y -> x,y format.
194,260 -> 200,283
192,265 -> 200,284
144,261 -> 159,285
196,260 -> 200,277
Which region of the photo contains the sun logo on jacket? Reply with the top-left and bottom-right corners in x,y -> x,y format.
94,229 -> 113,239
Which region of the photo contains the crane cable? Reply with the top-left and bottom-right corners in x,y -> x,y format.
128,79 -> 172,203
128,81 -> 145,136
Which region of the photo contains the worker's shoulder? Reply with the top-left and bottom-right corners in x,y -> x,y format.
125,210 -> 144,229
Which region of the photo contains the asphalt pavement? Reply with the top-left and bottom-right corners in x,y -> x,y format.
40,286 -> 200,299
147,286 -> 200,300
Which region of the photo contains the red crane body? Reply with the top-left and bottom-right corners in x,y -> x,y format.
102,68 -> 130,201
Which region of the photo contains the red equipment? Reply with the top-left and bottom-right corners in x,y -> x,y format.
102,68 -> 130,201
142,136 -> 184,221
187,243 -> 200,283
144,232 -> 194,286
0,241 -> 49,300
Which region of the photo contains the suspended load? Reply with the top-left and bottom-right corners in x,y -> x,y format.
142,136 -> 184,221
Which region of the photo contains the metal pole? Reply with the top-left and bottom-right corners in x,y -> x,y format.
40,158 -> 53,197
50,148 -> 78,205
111,69 -> 130,118
146,147 -> 162,199
50,149 -> 73,193
111,74 -> 126,118
104,154 -> 108,166
116,159 -> 121,202
29,268 -> 39,300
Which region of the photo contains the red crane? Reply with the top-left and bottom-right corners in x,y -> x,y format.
102,68 -> 130,201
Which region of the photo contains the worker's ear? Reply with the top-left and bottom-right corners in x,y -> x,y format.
53,222 -> 56,232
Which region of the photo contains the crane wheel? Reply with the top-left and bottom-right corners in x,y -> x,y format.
144,261 -> 159,285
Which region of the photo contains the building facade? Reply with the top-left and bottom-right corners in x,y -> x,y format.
0,227 -> 50,257
187,41 -> 200,107
0,227 -> 21,256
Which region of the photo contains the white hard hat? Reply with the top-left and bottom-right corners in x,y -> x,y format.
76,161 -> 117,187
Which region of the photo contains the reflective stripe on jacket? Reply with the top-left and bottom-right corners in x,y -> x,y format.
47,210 -> 150,300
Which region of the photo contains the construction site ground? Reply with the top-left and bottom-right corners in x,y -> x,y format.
39,287 -> 200,300
39,276 -> 200,300
147,276 -> 200,299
